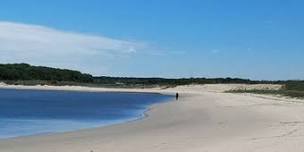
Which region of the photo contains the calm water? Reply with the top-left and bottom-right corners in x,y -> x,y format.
0,89 -> 172,139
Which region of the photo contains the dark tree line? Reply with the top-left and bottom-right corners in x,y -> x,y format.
93,77 -> 277,87
0,63 -> 298,87
0,63 -> 93,83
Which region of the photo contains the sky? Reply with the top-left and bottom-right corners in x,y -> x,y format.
0,0 -> 303,80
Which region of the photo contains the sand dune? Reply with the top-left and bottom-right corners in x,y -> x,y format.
1,84 -> 304,152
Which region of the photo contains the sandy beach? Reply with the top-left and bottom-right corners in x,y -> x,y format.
1,84 -> 304,152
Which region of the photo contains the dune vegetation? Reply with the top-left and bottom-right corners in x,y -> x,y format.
227,81 -> 304,98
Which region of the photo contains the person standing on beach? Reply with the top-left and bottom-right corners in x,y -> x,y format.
176,93 -> 179,100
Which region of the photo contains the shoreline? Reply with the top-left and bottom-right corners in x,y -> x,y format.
0,83 -> 175,94
0,86 -> 175,140
1,84 -> 304,151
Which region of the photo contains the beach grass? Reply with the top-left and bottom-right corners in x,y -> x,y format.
226,82 -> 304,98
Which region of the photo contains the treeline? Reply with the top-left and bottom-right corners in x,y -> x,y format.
0,63 -> 93,84
0,63 -> 299,87
93,76 -> 275,87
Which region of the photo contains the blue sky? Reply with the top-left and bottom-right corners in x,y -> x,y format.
0,0 -> 303,80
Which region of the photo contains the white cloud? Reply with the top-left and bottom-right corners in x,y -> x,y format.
0,21 -> 145,74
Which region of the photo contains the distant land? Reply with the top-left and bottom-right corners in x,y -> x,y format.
0,63 -> 302,88
0,63 -> 303,98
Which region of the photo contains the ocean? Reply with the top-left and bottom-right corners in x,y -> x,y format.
0,89 -> 172,139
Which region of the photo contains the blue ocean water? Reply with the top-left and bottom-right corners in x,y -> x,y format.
0,89 -> 172,139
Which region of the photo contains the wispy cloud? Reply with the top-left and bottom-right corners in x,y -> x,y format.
0,21 -> 145,74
